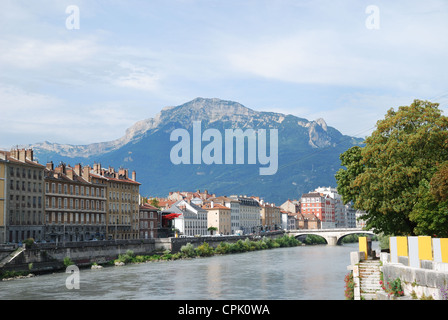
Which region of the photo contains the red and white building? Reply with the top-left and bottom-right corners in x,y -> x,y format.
300,191 -> 335,229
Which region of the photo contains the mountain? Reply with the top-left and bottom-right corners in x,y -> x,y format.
31,98 -> 364,204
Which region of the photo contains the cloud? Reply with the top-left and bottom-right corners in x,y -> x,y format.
112,61 -> 160,92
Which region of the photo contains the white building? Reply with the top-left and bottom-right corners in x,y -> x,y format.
231,196 -> 261,234
164,199 -> 208,236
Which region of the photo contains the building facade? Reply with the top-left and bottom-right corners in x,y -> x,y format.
260,202 -> 281,231
209,196 -> 241,234
139,203 -> 159,239
88,164 -> 140,240
203,201 -> 231,235
44,162 -> 107,242
166,199 -> 208,236
0,149 -> 46,243
231,196 -> 261,234
300,191 -> 335,228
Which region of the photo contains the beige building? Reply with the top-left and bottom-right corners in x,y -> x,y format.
260,202 -> 281,231
89,164 -> 140,240
0,149 -> 46,243
203,201 -> 231,235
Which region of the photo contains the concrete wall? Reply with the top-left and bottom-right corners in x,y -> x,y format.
1,239 -> 157,273
1,231 -> 285,275
381,253 -> 448,300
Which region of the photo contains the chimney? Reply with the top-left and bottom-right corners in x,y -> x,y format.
67,167 -> 74,180
82,165 -> 91,182
74,164 -> 82,176
18,149 -> 26,162
25,149 -> 34,161
131,170 -> 136,181
211,201 -> 214,208
46,161 -> 54,171
119,168 -> 127,178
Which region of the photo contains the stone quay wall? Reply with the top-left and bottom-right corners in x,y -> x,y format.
0,231 -> 284,274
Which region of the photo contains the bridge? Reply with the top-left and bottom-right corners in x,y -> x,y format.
287,228 -> 376,246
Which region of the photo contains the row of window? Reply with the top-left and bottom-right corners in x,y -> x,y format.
9,210 -> 43,225
46,182 -> 105,198
46,211 -> 105,224
9,180 -> 42,192
45,197 -> 105,211
9,167 -> 43,180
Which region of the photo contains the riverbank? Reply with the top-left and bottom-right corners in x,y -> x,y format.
113,234 -> 301,266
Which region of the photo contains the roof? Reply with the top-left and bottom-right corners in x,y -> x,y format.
140,203 -> 159,211
0,150 -> 45,168
202,203 -> 230,210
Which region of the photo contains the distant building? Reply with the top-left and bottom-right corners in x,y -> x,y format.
280,199 -> 301,214
296,213 -> 321,229
164,199 -> 208,236
314,187 -> 346,227
300,191 -> 334,228
259,202 -> 281,231
0,149 -> 46,243
230,196 -> 260,234
207,196 -> 241,234
281,210 -> 299,230
139,203 -> 160,239
203,201 -> 231,235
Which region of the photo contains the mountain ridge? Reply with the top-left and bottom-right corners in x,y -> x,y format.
30,98 -> 364,204
30,97 -> 354,158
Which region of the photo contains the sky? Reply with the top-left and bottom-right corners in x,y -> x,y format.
1,0 -> 448,149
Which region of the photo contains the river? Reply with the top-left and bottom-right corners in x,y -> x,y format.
0,242 -> 378,300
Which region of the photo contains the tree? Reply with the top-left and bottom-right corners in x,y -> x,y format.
336,100 -> 448,236
208,226 -> 218,235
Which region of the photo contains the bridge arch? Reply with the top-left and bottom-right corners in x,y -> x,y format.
288,228 -> 376,246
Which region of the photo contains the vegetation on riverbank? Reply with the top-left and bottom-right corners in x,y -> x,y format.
112,235 -> 302,265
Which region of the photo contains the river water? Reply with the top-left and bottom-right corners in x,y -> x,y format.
0,242 -> 377,300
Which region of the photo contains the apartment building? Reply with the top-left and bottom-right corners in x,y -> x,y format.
89,164 -> 141,240
0,149 -> 46,243
231,196 -> 260,234
165,199 -> 208,236
260,202 -> 281,231
208,196 -> 241,234
139,203 -> 159,239
203,201 -> 231,235
44,162 -> 107,242
300,191 -> 335,228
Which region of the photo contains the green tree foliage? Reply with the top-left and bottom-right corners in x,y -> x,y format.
336,100 -> 448,236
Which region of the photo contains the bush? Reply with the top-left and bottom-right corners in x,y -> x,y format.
63,256 -> 74,267
195,242 -> 214,257
180,243 -> 196,258
344,272 -> 355,300
23,238 -> 34,249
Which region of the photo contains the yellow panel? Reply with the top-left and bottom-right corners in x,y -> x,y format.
359,237 -> 367,260
418,236 -> 433,261
397,236 -> 408,257
440,239 -> 448,264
